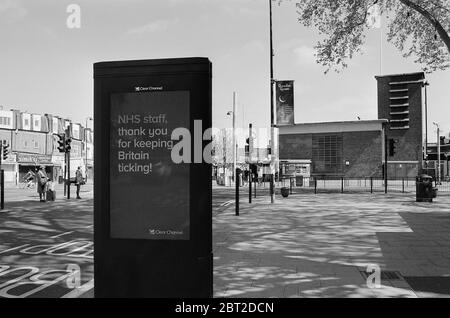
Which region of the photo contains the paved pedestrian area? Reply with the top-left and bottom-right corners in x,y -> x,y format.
213,192 -> 450,298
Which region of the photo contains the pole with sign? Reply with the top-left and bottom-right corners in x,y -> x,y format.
275,80 -> 295,126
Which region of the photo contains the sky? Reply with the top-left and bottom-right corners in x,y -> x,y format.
0,0 -> 449,140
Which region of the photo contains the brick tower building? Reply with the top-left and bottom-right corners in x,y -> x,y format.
375,72 -> 425,178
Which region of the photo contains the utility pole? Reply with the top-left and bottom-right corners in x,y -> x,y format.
269,0 -> 275,203
434,122 -> 441,184
67,147 -> 71,199
249,123 -> 253,204
384,123 -> 388,194
85,117 -> 93,182
423,81 -> 429,171
222,132 -> 226,185
65,126 -> 72,199
233,92 -> 237,186
227,94 -> 237,187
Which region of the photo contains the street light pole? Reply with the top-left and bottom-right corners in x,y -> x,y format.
85,116 -> 93,182
233,92 -> 237,185
227,93 -> 237,187
423,81 -> 429,171
269,0 -> 275,203
434,122 -> 441,184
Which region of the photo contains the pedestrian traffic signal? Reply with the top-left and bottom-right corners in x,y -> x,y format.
389,138 -> 398,157
57,134 -> 66,153
2,142 -> 9,160
65,138 -> 72,153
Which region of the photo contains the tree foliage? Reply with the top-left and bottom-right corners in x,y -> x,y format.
287,0 -> 450,73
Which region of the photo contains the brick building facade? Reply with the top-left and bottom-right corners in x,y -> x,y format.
278,72 -> 426,179
376,72 -> 425,178
279,120 -> 386,178
0,109 -> 94,185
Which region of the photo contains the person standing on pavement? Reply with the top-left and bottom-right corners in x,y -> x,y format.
75,166 -> 84,199
36,166 -> 48,202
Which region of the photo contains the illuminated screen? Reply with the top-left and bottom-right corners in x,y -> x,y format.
109,91 -> 190,240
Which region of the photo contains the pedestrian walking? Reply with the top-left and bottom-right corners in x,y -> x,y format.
36,166 -> 48,202
75,166 -> 84,199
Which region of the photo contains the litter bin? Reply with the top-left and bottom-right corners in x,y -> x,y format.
416,174 -> 438,202
280,187 -> 289,198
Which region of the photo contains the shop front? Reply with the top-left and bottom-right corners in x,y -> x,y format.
17,153 -> 54,183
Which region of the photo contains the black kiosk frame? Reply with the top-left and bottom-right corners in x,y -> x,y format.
94,58 -> 212,298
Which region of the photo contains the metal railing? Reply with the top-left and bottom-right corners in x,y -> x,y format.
279,176 -> 450,194
214,176 -> 450,195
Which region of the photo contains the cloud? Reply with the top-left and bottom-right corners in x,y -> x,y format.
293,45 -> 317,66
242,40 -> 264,54
0,0 -> 27,19
128,18 -> 179,35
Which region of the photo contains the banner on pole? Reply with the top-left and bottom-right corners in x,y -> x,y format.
276,80 -> 294,126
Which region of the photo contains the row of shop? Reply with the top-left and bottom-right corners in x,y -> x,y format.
2,152 -> 93,185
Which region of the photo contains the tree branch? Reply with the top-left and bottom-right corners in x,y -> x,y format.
398,0 -> 450,53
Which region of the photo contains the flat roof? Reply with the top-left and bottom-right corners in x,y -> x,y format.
375,72 -> 425,79
278,119 -> 387,135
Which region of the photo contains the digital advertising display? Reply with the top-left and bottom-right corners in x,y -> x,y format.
109,91 -> 190,240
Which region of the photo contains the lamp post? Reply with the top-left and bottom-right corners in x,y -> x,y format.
423,81 -> 429,170
433,122 -> 441,184
85,116 -> 93,182
269,0 -> 275,203
227,92 -> 237,186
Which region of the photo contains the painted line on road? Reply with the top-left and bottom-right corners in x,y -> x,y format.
61,279 -> 94,298
220,200 -> 234,207
50,231 -> 74,239
0,244 -> 30,255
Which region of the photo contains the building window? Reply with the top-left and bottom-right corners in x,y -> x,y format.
0,117 -> 11,126
23,140 -> 28,148
34,141 -> 39,149
35,120 -> 40,127
24,119 -> 29,127
312,134 -> 343,175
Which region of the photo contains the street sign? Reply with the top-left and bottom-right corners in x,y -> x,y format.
94,58 -> 212,298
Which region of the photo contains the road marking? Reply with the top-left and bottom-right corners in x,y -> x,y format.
61,279 -> 94,298
50,231 -> 74,239
220,200 -> 234,207
0,245 -> 30,255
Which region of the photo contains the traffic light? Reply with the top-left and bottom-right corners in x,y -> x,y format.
245,138 -> 250,155
2,141 -> 9,161
57,134 -> 66,153
440,136 -> 446,145
250,164 -> 257,176
65,138 -> 72,153
388,139 -> 398,157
